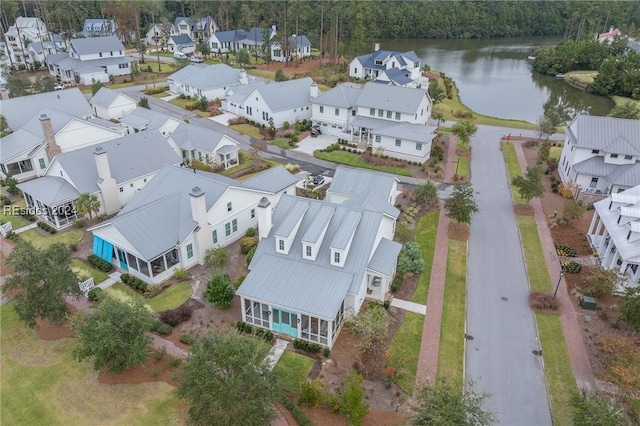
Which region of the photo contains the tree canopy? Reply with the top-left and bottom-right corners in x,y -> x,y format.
176,332 -> 280,426
444,182 -> 480,227
451,120 -> 478,146
3,242 -> 82,328
75,192 -> 100,220
512,165 -> 545,203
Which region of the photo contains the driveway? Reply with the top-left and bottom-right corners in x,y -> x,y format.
466,125 -> 553,425
292,134 -> 335,155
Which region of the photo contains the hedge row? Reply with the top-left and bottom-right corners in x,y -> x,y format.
88,254 -> 113,272
293,338 -> 322,354
37,221 -> 56,234
236,321 -> 274,342
121,273 -> 148,294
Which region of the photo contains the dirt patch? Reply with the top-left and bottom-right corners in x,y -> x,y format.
514,204 -> 534,216
98,351 -> 181,387
35,318 -> 74,341
448,223 -> 469,241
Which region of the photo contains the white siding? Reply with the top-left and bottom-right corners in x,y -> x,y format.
56,120 -> 123,152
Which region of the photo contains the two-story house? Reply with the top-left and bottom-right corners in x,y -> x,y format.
80,19 -> 118,38
209,26 -> 277,56
167,63 -> 248,99
587,185 -> 640,286
174,16 -> 217,42
46,36 -> 133,85
89,165 -> 297,284
167,34 -> 196,54
270,34 -> 312,62
4,17 -> 49,67
558,114 -> 640,198
166,122 -> 240,169
17,130 -> 181,228
26,41 -> 58,66
237,167 -> 401,348
312,82 -> 436,162
349,44 -> 422,87
222,77 -> 317,127
145,22 -> 177,49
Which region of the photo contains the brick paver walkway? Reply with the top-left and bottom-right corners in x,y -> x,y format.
414,134 -> 457,387
512,141 -> 596,390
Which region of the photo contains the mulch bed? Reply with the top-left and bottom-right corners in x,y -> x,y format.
35,318 -> 74,341
448,222 -> 469,241
98,352 -> 181,387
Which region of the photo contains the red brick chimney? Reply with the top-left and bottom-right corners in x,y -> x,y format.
40,114 -> 61,161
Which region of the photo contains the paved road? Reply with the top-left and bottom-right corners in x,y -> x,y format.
466,125 -> 553,425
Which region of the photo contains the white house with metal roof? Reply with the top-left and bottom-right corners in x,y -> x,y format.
89,164 -> 297,284
90,87 -> 137,120
270,34 -> 312,62
558,114 -> 640,198
4,17 -> 49,67
166,122 -> 240,169
587,185 -> 640,287
349,44 -> 422,87
312,82 -> 435,162
0,99 -> 123,181
209,26 -> 276,55
46,36 -> 134,85
167,35 -> 196,54
174,16 -> 217,42
326,166 -> 399,206
26,41 -> 58,65
17,130 -> 181,228
80,19 -> 118,38
222,77 -> 318,127
119,107 -> 184,135
167,63 -> 248,99
237,168 -> 402,348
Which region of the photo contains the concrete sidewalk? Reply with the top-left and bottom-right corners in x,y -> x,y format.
390,298 -> 426,315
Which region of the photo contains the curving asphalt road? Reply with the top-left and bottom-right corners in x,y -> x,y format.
466,125 -> 553,425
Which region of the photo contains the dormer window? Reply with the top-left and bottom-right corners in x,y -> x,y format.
625,155 -> 633,160
278,239 -> 285,251
334,251 -> 340,263
592,149 -> 600,154
611,153 -> 618,158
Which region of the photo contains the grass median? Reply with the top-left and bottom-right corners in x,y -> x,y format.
411,211 -> 439,304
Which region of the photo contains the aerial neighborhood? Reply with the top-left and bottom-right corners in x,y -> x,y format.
1,2 -> 639,425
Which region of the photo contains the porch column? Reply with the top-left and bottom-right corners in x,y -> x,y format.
597,231 -> 609,255
327,320 -> 333,346
587,211 -> 599,235
607,250 -> 619,270
619,261 -> 628,275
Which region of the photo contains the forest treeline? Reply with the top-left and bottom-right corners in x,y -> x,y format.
2,1 -> 640,57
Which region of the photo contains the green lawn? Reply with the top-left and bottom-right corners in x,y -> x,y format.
146,282 -> 193,312
536,313 -> 576,425
106,282 -> 192,313
0,304 -> 185,426
436,240 -> 467,390
272,139 -> 292,149
246,69 -> 276,80
150,91 -> 171,98
387,311 -> 424,393
273,350 -> 315,393
229,124 -> 265,139
610,95 -> 637,107
456,156 -> 469,179
168,98 -> 210,117
411,211 -> 439,304
70,259 -> 109,285
314,151 -> 412,177
18,229 -> 84,249
549,146 -> 562,160
502,142 -> 527,205
0,200 -> 29,229
517,215 -> 552,293
108,77 -> 168,90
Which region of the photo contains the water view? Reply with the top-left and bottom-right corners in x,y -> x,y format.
380,37 -> 615,123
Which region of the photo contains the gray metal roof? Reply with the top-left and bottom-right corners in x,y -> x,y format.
0,88 -> 91,129
383,68 -> 414,86
17,176 -> 79,206
217,144 -> 239,155
246,194 -> 386,300
327,166 -> 398,200
27,41 -> 56,53
342,191 -> 400,218
312,82 -> 363,107
301,205 -> 335,244
356,82 -> 427,114
120,107 -> 179,130
367,238 -> 402,277
273,201 -> 309,238
0,129 -> 43,162
242,166 -> 298,193
91,87 -> 134,108
331,210 -> 362,250
168,64 -> 241,91
288,34 -> 311,48
609,163 -> 640,187
573,156 -> 640,188
237,254 -> 352,319
566,114 -> 640,153
355,50 -> 420,71
169,35 -> 194,45
50,54 -> 133,72
250,77 -> 314,112
54,130 -> 180,194
373,122 -> 436,143
169,122 -> 228,152
70,36 -> 124,55
593,185 -> 640,262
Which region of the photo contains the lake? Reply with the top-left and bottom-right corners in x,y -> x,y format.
380,37 -> 615,123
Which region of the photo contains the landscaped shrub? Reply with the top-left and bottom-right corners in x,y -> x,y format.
168,356 -> 182,367
155,323 -> 173,336
245,227 -> 256,237
293,338 -> 322,354
240,237 -> 258,254
180,333 -> 195,345
246,245 -> 257,266
37,221 -> 57,234
299,381 -> 329,406
528,292 -> 559,311
88,254 -> 113,272
236,321 -> 274,341
235,275 -> 246,289
430,144 -> 445,162
87,287 -> 104,302
173,267 -> 187,280
555,244 -> 577,257
205,273 -> 235,308
283,121 -> 290,130
144,86 -> 169,95
561,261 -> 582,274
278,395 -> 314,426
121,273 -> 149,294
159,303 -> 193,327
73,219 -> 86,228
391,272 -> 404,293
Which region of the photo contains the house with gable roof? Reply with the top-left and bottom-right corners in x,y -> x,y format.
312,82 -> 435,162
222,77 -> 318,127
145,22 -> 177,49
167,63 -> 248,99
558,114 -> 640,197
80,19 -> 118,38
174,16 -> 217,42
597,26 -> 623,43
119,107 -> 184,135
270,34 -> 312,62
167,34 -> 196,54
17,130 -> 181,228
166,122 -> 240,169
89,164 -> 297,284
90,87 -> 137,120
209,26 -> 277,56
349,44 -> 422,87
4,17 -> 49,66
26,41 -> 58,65
587,185 -> 640,286
237,167 -> 401,348
46,36 -> 133,85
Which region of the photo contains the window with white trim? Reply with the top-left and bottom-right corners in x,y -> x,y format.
416,143 -> 422,151
375,135 -> 381,143
251,209 -> 255,219
395,139 -> 401,147
186,243 -> 193,259
227,202 -> 232,212
212,230 -> 218,244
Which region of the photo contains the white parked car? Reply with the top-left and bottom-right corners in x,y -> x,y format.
54,82 -> 65,90
189,56 -> 203,63
173,51 -> 187,59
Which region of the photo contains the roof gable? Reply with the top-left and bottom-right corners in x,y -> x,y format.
356,82 -> 427,113
568,114 -> 640,152
70,36 -> 124,55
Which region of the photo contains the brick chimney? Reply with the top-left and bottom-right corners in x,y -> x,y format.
41,114 -> 61,161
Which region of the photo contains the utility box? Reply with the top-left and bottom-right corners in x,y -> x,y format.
580,296 -> 597,311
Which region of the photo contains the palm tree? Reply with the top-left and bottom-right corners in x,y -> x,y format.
434,111 -> 445,128
75,193 -> 101,221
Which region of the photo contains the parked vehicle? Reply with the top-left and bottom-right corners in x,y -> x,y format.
311,174 -> 325,186
54,82 -> 65,90
190,55 -> 203,63
173,51 -> 187,59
